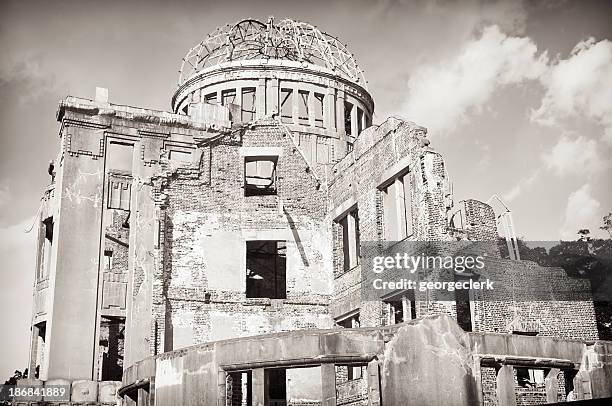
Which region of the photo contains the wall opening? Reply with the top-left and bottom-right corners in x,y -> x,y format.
454,275 -> 472,332
31,321 -> 46,378
204,92 -> 217,105
314,93 -> 324,127
244,156 -> 278,196
280,88 -> 293,124
40,217 -> 54,279
222,89 -> 237,106
241,88 -> 256,121
338,209 -> 360,272
344,101 -> 353,136
383,292 -> 416,325
227,371 -> 252,406
107,142 -> 134,173
98,316 -> 125,381
246,241 -> 286,299
267,369 -> 287,405
381,172 -> 413,241
298,90 -> 310,126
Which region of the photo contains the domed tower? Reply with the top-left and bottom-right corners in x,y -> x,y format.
173,17 -> 374,162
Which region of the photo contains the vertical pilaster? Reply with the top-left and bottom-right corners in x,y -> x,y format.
257,79 -> 266,118
321,363 -> 336,406
252,368 -> 267,406
496,365 -> 517,406
267,78 -> 279,116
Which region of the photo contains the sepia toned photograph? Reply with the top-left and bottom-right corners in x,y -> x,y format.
1,0 -> 611,405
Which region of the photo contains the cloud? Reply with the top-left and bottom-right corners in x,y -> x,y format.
0,55 -> 60,105
532,38 -> 612,143
401,25 -> 548,134
560,184 -> 602,240
542,135 -> 604,176
503,170 -> 540,202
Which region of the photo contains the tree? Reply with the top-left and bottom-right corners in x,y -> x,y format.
601,212 -> 612,239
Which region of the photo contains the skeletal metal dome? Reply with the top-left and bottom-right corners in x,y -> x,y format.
178,17 -> 367,88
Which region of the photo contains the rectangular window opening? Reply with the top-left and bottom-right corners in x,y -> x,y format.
344,101 -> 353,136
298,90 -> 310,125
382,172 -> 413,241
227,371 -> 252,406
244,156 -> 278,196
204,92 -> 217,105
246,241 -> 286,299
168,149 -> 192,163
280,88 -> 293,124
338,209 -> 360,272
357,107 -> 364,134
314,93 -> 324,127
221,89 -> 237,106
241,88 -> 256,122
99,316 -> 125,381
107,142 -> 134,173
516,367 -> 547,389
104,250 -> 113,270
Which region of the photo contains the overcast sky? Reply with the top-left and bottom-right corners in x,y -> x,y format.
1,0 -> 611,379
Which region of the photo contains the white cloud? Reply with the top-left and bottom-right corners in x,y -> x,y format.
532,38 -> 612,143
560,184 -> 602,240
542,135 -> 604,176
401,25 -> 548,134
503,170 -> 540,202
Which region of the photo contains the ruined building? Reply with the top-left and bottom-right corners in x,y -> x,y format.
25,18 -> 612,406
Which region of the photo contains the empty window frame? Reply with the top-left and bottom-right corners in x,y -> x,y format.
221,89 -> 237,106
280,88 -> 293,124
107,142 -> 134,173
168,149 -> 192,163
381,172 -> 413,241
314,93 -> 324,127
241,88 -> 256,121
338,209 -> 360,272
383,294 -> 416,325
344,101 -> 353,136
516,368 -> 547,388
357,107 -> 364,134
244,156 -> 278,196
298,90 -> 310,125
104,250 -> 113,271
204,92 -> 218,105
39,217 -> 54,279
246,241 -> 286,299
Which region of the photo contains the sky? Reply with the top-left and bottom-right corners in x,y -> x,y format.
1,0 -> 611,379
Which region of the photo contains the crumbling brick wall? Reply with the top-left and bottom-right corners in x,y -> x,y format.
152,120 -> 334,350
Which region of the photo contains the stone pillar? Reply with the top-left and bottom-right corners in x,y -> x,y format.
367,360 -> 381,406
308,90 -> 316,127
292,85 -> 300,124
496,365 -> 517,406
252,368 -> 267,406
545,368 -> 560,403
267,78 -> 279,117
350,101 -> 358,139
324,87 -> 335,130
257,78 -> 267,118
336,89 -> 347,157
321,363 -> 336,406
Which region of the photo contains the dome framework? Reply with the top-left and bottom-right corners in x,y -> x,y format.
178,17 -> 367,88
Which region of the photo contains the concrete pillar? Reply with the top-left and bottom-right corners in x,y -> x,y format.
350,101 -> 358,139
324,87 -> 335,130
292,85 -> 300,124
496,365 -> 517,406
308,90 -> 316,127
267,78 -> 279,116
252,368 -> 267,406
545,368 -> 559,403
257,79 -> 266,118
321,364 -> 336,406
336,90 -> 346,136
367,360 -> 381,406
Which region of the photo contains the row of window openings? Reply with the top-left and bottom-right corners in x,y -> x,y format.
193,88 -> 368,135
336,174 -> 414,274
